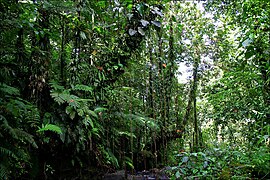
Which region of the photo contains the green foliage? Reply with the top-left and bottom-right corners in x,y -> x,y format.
1,0 -> 269,179
0,84 -> 39,178
37,124 -> 62,134
166,145 -> 270,179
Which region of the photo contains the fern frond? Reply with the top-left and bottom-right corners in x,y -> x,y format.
0,164 -> 9,180
13,129 -> 38,148
0,83 -> 20,96
73,84 -> 93,92
106,148 -> 119,168
0,147 -> 17,158
67,95 -> 79,108
14,148 -> 30,162
37,124 -> 62,135
87,110 -> 98,118
116,112 -> 159,130
49,81 -> 65,91
1,119 -> 18,139
51,92 -> 65,104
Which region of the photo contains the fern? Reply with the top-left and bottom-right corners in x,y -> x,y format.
51,92 -> 66,105
0,83 -> 19,96
72,84 -> 93,92
13,129 -> 38,148
117,112 -> 160,130
105,148 -> 119,168
51,90 -> 80,108
14,148 -> 31,162
124,156 -> 134,169
0,147 -> 17,159
37,124 -> 62,135
1,118 -> 18,139
0,164 -> 9,180
1,118 -> 38,148
67,95 -> 79,108
87,110 -> 98,118
49,81 -> 65,91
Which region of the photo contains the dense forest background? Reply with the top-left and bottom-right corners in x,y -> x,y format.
0,0 -> 269,179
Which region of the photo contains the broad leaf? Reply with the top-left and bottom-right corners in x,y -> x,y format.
151,21 -> 161,28
129,29 -> 137,36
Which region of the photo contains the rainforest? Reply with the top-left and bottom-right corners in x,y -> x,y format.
0,0 -> 269,179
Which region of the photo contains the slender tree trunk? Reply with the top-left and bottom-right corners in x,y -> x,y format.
193,62 -> 199,152
129,72 -> 134,175
60,15 -> 66,86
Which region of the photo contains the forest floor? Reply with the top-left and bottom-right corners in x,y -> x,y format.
103,168 -> 170,180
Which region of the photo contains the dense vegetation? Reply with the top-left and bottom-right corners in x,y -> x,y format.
0,0 -> 269,179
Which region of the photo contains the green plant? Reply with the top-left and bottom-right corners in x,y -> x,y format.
0,84 -> 39,179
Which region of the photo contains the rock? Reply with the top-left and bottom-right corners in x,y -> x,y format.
103,170 -> 125,180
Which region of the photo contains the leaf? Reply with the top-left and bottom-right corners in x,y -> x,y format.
192,168 -> 198,174
14,129 -> 38,148
138,27 -> 145,36
125,156 -> 134,169
0,83 -> 20,96
85,115 -> 94,128
70,111 -> 76,120
242,38 -> 253,47
68,95 -> 79,108
60,130 -> 66,143
155,10 -> 163,17
97,0 -> 106,8
152,7 -> 163,17
127,13 -> 133,20
94,107 -> 107,112
77,109 -> 84,117
37,124 -> 62,135
125,160 -> 134,169
151,21 -> 161,28
245,50 -> 254,59
88,110 -> 98,118
73,84 -> 93,92
107,148 -> 119,168
203,161 -> 208,168
118,131 -> 136,138
66,106 -> 73,114
114,0 -> 120,6
92,50 -> 97,55
175,171 -> 181,178
127,4 -> 133,10
136,3 -> 144,16
118,63 -> 123,67
51,92 -> 65,104
0,164 -> 9,179
182,156 -> 189,163
80,31 -> 87,40
0,147 -> 17,158
128,29 -> 137,36
140,19 -> 149,27
49,81 -> 65,91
